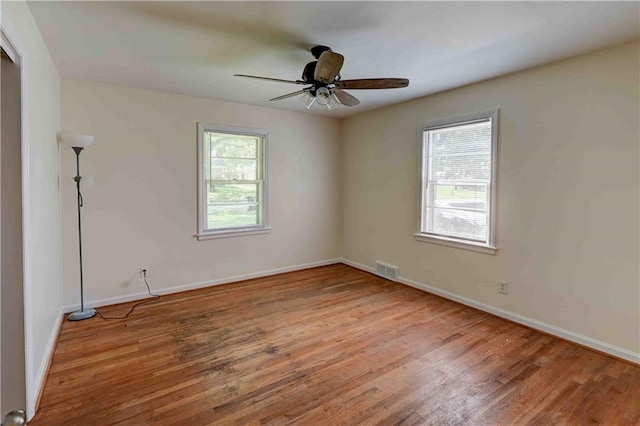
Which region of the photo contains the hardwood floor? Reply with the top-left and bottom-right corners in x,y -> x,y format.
31,264 -> 639,425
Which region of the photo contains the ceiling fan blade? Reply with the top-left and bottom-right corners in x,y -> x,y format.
269,89 -> 308,102
234,74 -> 305,84
334,78 -> 409,90
314,51 -> 344,84
333,89 -> 360,107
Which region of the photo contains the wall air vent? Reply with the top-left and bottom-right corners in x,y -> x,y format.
375,261 -> 399,282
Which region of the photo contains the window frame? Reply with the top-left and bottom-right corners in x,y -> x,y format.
196,123 -> 270,240
415,109 -> 499,254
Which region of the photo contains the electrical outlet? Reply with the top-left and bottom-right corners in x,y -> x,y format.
139,267 -> 148,280
499,281 -> 508,295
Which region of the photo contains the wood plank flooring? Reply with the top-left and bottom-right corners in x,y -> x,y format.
30,264 -> 640,425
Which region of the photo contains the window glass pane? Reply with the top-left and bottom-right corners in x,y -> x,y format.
431,121 -> 491,157
433,184 -> 487,209
207,132 -> 258,158
208,204 -> 259,229
431,154 -> 490,181
423,185 -> 489,242
432,207 -> 487,242
210,158 -> 257,181
429,121 -> 491,181
208,183 -> 258,204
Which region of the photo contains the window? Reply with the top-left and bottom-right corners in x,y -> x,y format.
197,123 -> 269,240
416,110 -> 498,254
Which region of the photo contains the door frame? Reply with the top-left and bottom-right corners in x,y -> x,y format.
1,25 -> 36,419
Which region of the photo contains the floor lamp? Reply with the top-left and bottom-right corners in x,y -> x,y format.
62,134 -> 96,321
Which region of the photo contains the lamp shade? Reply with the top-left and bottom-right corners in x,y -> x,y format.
315,87 -> 331,106
62,134 -> 94,149
300,92 -> 315,109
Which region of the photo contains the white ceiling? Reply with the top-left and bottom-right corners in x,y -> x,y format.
28,1 -> 639,118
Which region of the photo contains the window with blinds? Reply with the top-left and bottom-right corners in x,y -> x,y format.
418,111 -> 498,252
197,124 -> 269,239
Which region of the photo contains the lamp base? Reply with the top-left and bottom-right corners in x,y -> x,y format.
68,308 -> 96,321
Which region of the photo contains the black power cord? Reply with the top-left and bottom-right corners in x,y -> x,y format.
96,269 -> 160,320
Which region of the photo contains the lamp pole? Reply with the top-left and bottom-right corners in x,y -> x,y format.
67,144 -> 95,321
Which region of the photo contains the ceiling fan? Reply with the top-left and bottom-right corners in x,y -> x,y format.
234,45 -> 409,110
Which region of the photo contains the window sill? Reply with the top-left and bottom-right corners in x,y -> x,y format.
414,233 -> 497,255
196,227 -> 271,240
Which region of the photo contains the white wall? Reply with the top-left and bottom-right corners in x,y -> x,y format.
1,0 -> 62,418
61,80 -> 341,306
341,41 -> 639,355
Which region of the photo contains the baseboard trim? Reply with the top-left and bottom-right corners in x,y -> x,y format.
31,308 -> 63,419
61,257 -> 639,364
340,258 -> 377,274
340,258 -> 640,365
63,258 -> 342,313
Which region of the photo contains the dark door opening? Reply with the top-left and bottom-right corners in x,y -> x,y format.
1,46 -> 26,417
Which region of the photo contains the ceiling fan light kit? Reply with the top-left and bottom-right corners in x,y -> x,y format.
235,46 -> 409,110
314,86 -> 340,110
300,91 -> 316,109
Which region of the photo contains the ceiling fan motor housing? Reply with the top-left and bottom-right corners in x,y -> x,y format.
310,45 -> 332,59
302,61 -> 317,84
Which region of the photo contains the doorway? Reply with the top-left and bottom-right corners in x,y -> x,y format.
1,43 -> 26,417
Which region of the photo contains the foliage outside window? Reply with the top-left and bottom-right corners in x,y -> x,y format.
197,124 -> 268,239
417,110 -> 498,254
